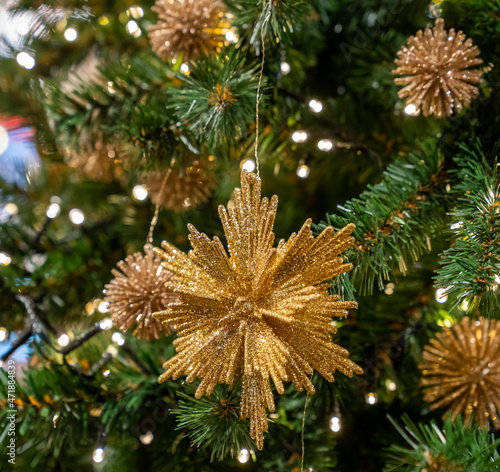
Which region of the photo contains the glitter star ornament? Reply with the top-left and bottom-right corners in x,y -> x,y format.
149,0 -> 229,61
393,19 -> 483,118
154,171 -> 362,449
104,245 -> 177,340
420,317 -> 500,429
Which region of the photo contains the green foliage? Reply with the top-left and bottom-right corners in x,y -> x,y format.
168,51 -> 260,150
173,385 -> 253,462
319,140 -> 446,296
434,141 -> 500,312
385,415 -> 500,471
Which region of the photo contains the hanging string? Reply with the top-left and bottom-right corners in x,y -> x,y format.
301,374 -> 313,472
254,0 -> 272,177
146,167 -> 172,245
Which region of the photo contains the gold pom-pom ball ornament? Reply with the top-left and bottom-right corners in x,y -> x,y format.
420,316 -> 500,429
154,171 -> 362,449
104,245 -> 177,340
393,19 -> 483,118
148,0 -> 229,61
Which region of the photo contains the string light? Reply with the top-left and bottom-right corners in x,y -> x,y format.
58,334 -> 70,347
111,332 -> 125,346
98,301 -> 109,313
241,159 -> 256,172
435,287 -> 448,303
127,6 -> 144,18
459,299 -> 470,311
139,431 -> 154,445
64,28 -> 77,41
102,369 -> 111,377
280,61 -> 291,75
0,252 -> 12,265
52,412 -> 60,428
16,52 -> 35,70
180,63 -> 190,74
107,81 -> 117,94
0,327 -> 7,342
225,30 -> 239,44
404,103 -> 419,116
99,16 -> 110,26
69,208 -> 85,225
384,282 -> 395,295
99,318 -> 113,330
0,125 -> 9,155
450,221 -> 463,230
385,380 -> 397,391
92,447 -> 105,464
296,164 -> 310,179
308,99 -> 323,113
365,392 -> 378,405
292,130 -> 308,143
126,20 -> 139,35
329,415 -> 341,432
317,139 -> 333,152
46,203 -> 61,219
105,346 -> 118,357
237,448 -> 250,464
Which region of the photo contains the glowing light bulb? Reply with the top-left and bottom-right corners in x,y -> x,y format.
0,252 -> 11,265
126,20 -> 139,35
330,415 -> 341,432
111,332 -> 125,346
106,346 -> 118,357
139,431 -> 154,445
99,318 -> 113,331
52,412 -> 60,427
384,282 -> 395,295
241,159 -> 256,172
237,448 -> 250,464
0,125 -> 9,155
404,103 -> 419,116
98,301 -> 109,313
127,6 -> 144,18
296,165 -> 310,179
93,447 -> 105,463
365,392 -> 378,405
69,208 -> 85,225
225,30 -> 238,43
180,63 -> 190,74
16,52 -> 35,70
46,203 -> 61,219
292,130 -> 308,143
58,334 -> 70,347
317,139 -> 333,152
107,81 -> 116,94
64,28 -> 77,41
280,61 -> 291,75
435,288 -> 448,303
308,99 -> 323,113
386,380 -> 397,391
0,327 -> 8,342
132,183 -> 148,201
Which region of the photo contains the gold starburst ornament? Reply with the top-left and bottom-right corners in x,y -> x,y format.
104,245 -> 177,340
420,316 -> 500,429
154,171 -> 362,449
148,0 -> 229,61
393,19 -> 483,118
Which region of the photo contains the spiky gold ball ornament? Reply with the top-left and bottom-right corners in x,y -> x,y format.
104,245 -> 177,340
420,316 -> 500,429
143,159 -> 216,211
154,171 -> 362,449
393,19 -> 483,118
149,0 -> 228,61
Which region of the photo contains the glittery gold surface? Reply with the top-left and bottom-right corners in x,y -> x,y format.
393,19 -> 483,118
104,245 -> 177,340
154,171 -> 362,449
420,316 -> 500,429
148,0 -> 228,61
142,159 -> 216,211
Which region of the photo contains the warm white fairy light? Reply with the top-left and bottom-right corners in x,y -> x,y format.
46,203 -> 61,219
64,27 -> 77,41
126,20 -> 139,35
102,369 -> 111,377
180,63 -> 190,74
296,164 -> 310,179
459,299 -> 470,311
58,334 -> 70,347
309,99 -> 323,113
450,221 -> 463,230
92,447 -> 105,463
241,159 -> 256,172
111,332 -> 125,346
365,392 -> 378,405
404,103 -> 419,116
0,327 -> 7,342
280,61 -> 291,75
0,125 -> 9,155
127,6 -> 144,18
237,448 -> 250,464
52,412 -> 60,427
435,287 -> 448,303
292,130 -> 308,143
69,208 -> 85,225
98,301 -> 109,313
317,139 -> 333,152
105,346 -> 118,357
99,318 -> 113,331
329,415 -> 341,432
16,52 -> 35,70
0,252 -> 12,265
384,282 -> 395,295
132,185 -> 148,202
139,431 -> 154,445
386,380 -> 397,392
107,81 -> 117,94
225,30 -> 239,44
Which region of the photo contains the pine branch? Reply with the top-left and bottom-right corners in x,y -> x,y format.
318,140 -> 447,296
434,141 -> 500,311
